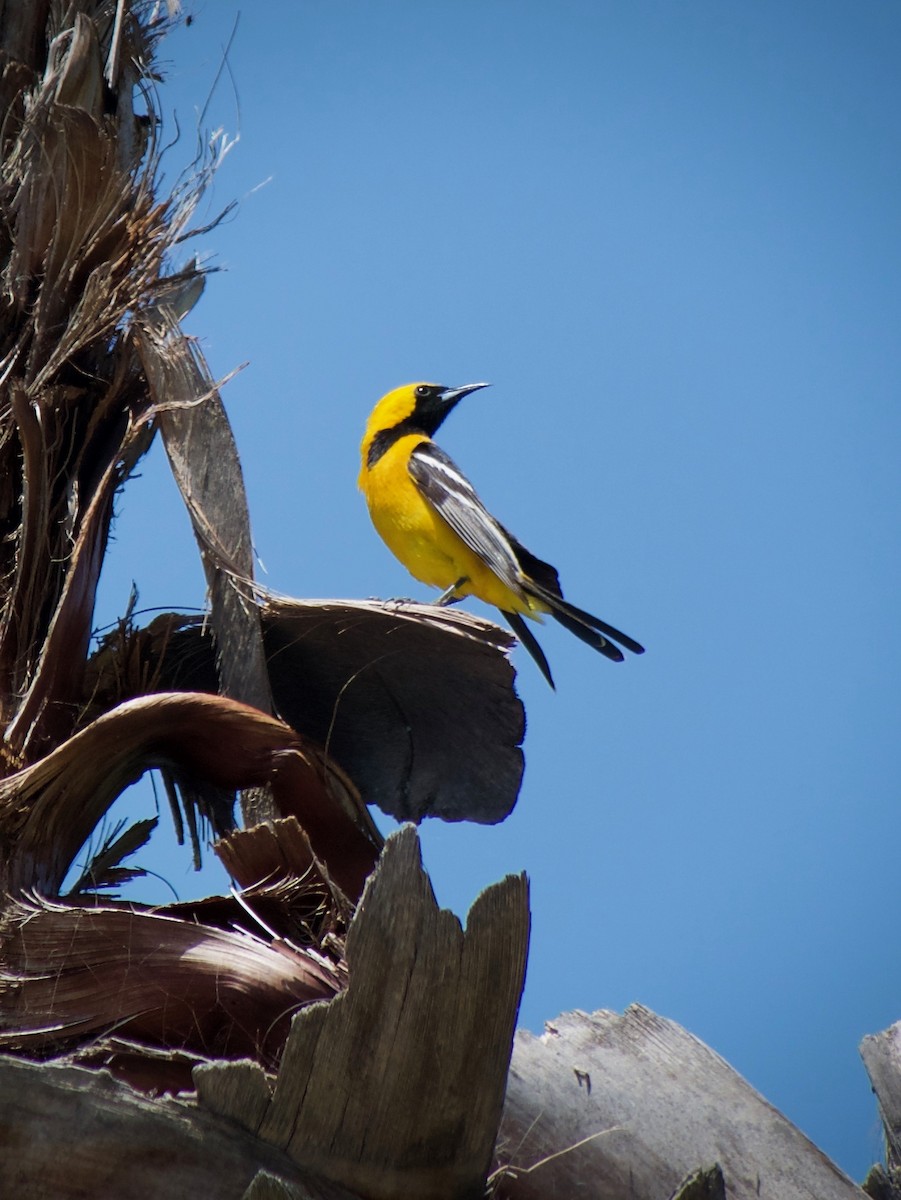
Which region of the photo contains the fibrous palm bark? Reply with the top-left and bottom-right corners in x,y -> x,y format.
0,11 -> 527,1197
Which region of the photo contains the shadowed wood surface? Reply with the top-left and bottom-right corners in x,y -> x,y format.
495,1007 -> 867,1200
0,1056 -> 355,1200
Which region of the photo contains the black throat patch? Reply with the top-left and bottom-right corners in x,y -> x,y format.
366,416 -> 423,468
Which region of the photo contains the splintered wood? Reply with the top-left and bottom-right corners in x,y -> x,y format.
495,1007 -> 867,1200
197,826 -> 531,1200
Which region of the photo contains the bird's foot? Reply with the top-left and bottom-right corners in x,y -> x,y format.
435,577 -> 469,607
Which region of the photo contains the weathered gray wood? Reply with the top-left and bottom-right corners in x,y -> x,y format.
0,1056 -> 354,1200
137,314 -> 277,827
137,315 -> 272,722
496,1007 -> 866,1200
195,1060 -> 272,1133
201,826 -> 529,1200
861,1022 -> 901,1168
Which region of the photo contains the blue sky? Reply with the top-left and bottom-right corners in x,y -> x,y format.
94,2 -> 901,1180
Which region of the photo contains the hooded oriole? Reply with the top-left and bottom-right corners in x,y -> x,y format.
359,382 -> 644,687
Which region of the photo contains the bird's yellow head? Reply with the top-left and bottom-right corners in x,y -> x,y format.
361,381 -> 489,470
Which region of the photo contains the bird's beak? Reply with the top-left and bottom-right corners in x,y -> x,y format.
437,382 -> 491,409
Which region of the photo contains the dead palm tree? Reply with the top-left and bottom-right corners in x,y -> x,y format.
0,6 -> 893,1200
0,3 -> 529,1195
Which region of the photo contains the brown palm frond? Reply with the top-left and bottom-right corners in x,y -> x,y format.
0,689 -> 382,901
0,895 -> 343,1066
0,692 -> 303,894
66,815 -> 157,896
208,816 -> 358,946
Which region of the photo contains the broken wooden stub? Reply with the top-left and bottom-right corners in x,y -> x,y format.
861,1021 -> 901,1170
197,824 -> 531,1200
496,1006 -> 866,1200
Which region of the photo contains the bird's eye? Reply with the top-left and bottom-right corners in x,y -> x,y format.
415,385 -> 431,399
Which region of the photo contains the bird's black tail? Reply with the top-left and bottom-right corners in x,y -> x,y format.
506,533 -> 644,663
526,582 -> 645,662
503,610 -> 555,689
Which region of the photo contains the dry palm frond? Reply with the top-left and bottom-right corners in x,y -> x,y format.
66,814 -> 157,896
261,595 -> 526,824
85,600 -> 527,828
0,1 -> 230,764
0,691 -> 302,895
0,688 -> 382,902
0,895 -> 343,1066
210,816 -> 359,944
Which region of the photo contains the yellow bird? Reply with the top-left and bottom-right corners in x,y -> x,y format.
359,382 -> 644,687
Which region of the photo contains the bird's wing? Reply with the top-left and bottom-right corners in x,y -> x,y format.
408,442 -> 524,590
